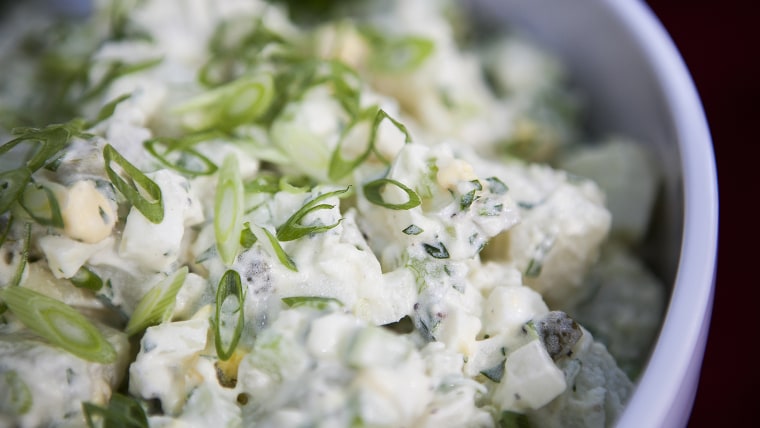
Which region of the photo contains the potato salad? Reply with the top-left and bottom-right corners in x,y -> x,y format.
0,0 -> 665,427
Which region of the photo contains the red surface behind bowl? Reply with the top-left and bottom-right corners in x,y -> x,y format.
645,0 -> 759,426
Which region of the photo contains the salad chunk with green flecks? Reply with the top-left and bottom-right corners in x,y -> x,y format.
0,0 -> 665,427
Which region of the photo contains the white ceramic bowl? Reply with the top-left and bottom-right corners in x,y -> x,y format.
41,0 -> 720,425
466,0 -> 719,426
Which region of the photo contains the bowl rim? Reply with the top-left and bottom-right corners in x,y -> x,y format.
611,1 -> 719,427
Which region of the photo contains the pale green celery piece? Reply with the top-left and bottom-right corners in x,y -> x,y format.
214,155 -> 245,266
124,267 -> 189,336
0,286 -> 117,363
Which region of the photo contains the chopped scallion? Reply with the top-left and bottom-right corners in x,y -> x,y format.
281,296 -> 343,310
214,269 -> 245,361
365,32 -> 435,73
239,222 -> 258,249
19,182 -> 64,228
0,214 -> 12,248
70,266 -> 104,291
103,144 -> 164,223
124,267 -> 188,336
276,187 -> 348,241
0,286 -> 116,363
144,137 -> 218,176
82,393 -> 149,428
83,57 -> 163,101
8,223 -> 31,288
214,155 -> 245,266
244,173 -> 280,194
278,175 -> 311,194
329,108 -> 411,180
247,224 -> 298,271
0,169 -> 31,215
175,74 -> 274,132
1,370 -> 32,416
88,94 -> 131,127
363,178 -> 421,210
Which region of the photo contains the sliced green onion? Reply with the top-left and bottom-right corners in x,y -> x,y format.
329,108 -> 411,181
70,266 -> 104,291
82,393 -> 149,428
248,224 -> 297,271
498,410 -> 530,428
0,215 -> 12,248
1,370 -> 32,416
214,155 -> 245,266
0,121 -> 84,215
103,144 -> 164,223
143,137 -> 218,176
0,286 -> 116,363
276,187 -> 348,241
175,74 -> 274,132
8,223 -> 31,288
83,57 -> 163,101
124,267 -> 188,336
262,227 -> 297,271
19,182 -> 64,228
423,242 -> 450,259
278,175 -> 311,194
281,296 -> 343,310
88,93 -> 131,127
0,169 -> 30,215
402,224 -> 423,235
1,120 -> 83,171
485,176 -> 508,194
214,269 -> 245,361
244,173 -> 280,194
7,124 -> 76,172
367,33 -> 435,73
363,178 -> 421,210
239,222 -> 258,249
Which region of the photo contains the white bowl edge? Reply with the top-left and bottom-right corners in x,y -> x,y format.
611,1 -> 718,427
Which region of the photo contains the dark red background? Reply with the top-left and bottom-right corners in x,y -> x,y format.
644,0 -> 759,426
